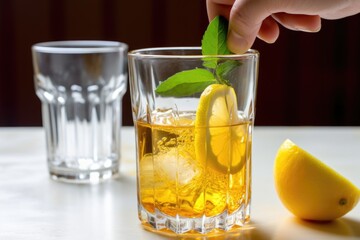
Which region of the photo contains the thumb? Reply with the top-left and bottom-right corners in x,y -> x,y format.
227,23 -> 261,54
227,0 -> 273,53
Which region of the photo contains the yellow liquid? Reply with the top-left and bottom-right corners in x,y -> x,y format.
136,116 -> 251,218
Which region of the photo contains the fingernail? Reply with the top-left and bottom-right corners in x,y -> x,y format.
228,29 -> 249,54
294,24 -> 321,32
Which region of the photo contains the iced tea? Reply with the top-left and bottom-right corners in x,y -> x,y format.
136,111 -> 252,232
128,47 -> 258,235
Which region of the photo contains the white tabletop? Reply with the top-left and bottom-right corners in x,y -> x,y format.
0,127 -> 359,240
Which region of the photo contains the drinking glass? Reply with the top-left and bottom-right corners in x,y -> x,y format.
32,40 -> 128,183
128,47 -> 259,235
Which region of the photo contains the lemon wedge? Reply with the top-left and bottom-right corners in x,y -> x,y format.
195,84 -> 247,174
274,139 -> 360,221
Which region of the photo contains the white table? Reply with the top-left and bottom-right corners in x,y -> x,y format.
0,127 -> 359,240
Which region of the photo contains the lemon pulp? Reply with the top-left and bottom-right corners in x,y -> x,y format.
195,84 -> 247,174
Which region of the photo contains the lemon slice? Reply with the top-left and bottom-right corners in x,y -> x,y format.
195,84 -> 246,174
274,139 -> 360,221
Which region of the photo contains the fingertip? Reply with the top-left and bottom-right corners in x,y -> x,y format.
304,15 -> 322,32
257,35 -> 278,44
272,13 -> 322,33
227,29 -> 251,54
313,16 -> 322,32
257,16 -> 280,44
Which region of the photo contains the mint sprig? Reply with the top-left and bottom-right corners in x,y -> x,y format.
155,16 -> 239,97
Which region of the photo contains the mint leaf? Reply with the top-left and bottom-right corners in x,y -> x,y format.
202,16 -> 231,55
155,69 -> 216,97
154,16 -> 238,97
202,16 -> 232,69
216,60 -> 241,85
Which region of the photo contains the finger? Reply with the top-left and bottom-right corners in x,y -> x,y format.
206,0 -> 234,21
272,13 -> 321,32
257,16 -> 280,44
227,0 -> 273,53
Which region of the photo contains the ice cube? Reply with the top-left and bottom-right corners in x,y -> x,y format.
140,149 -> 204,209
151,108 -> 178,125
154,148 -> 201,186
151,108 -> 195,126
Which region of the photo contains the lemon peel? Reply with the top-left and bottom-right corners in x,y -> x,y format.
274,139 -> 360,221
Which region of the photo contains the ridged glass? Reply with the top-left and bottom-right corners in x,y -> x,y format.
32,41 -> 128,183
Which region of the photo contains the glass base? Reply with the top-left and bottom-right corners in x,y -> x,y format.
139,203 -> 251,235
49,165 -> 119,184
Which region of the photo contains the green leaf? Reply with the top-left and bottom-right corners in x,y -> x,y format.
202,16 -> 232,69
154,16 -> 237,98
202,16 -> 231,55
155,68 -> 216,97
216,60 -> 241,85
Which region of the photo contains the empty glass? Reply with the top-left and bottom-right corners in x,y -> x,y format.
32,41 -> 128,183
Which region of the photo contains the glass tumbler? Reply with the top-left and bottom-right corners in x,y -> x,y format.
128,47 -> 259,235
32,41 -> 128,183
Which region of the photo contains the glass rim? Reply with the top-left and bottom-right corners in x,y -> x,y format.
32,40 -> 128,54
128,47 -> 259,59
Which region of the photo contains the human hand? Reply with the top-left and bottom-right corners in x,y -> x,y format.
207,0 -> 360,53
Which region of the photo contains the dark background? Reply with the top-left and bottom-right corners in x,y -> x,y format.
1,0 -> 360,126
